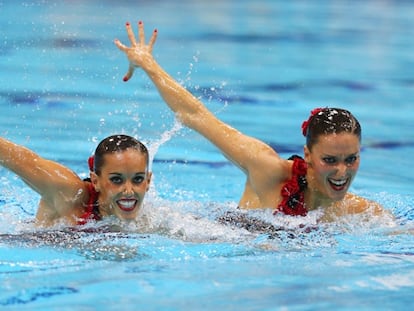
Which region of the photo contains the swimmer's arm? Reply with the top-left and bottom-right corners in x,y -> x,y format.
0,137 -> 87,214
115,21 -> 284,175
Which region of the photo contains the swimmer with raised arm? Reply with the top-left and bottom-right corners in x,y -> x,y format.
115,21 -> 388,221
0,134 -> 152,226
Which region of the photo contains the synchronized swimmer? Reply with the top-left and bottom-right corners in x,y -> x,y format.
0,134 -> 152,226
115,21 -> 390,222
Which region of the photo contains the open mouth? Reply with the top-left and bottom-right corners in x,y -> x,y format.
328,178 -> 348,192
116,199 -> 138,212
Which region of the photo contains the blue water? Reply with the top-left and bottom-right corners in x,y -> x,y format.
1,0 -> 414,310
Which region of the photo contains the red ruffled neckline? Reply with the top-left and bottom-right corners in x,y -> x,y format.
275,155 -> 308,216
78,181 -> 101,225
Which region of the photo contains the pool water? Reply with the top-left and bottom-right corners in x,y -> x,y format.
1,0 -> 414,310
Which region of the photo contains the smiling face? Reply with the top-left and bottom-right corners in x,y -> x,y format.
304,132 -> 360,202
90,148 -> 152,221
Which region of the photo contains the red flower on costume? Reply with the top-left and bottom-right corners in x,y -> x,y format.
275,155 -> 308,216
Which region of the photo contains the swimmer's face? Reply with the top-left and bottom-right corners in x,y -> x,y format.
90,149 -> 151,220
305,132 -> 360,202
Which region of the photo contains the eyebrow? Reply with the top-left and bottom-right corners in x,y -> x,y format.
322,152 -> 360,157
108,171 -> 147,175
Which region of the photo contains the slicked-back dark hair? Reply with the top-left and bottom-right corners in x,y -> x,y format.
93,134 -> 149,175
305,108 -> 361,150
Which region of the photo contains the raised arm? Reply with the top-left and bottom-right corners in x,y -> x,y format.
0,137 -> 87,220
114,21 -> 283,177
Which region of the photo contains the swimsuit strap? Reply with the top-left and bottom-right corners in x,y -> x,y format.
78,181 -> 101,225
275,155 -> 308,216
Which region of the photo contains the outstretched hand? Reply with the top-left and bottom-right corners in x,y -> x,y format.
114,21 -> 157,82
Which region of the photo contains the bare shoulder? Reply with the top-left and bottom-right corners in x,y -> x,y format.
36,180 -> 90,226
250,149 -> 291,181
344,193 -> 385,215
239,152 -> 291,209
321,193 -> 392,222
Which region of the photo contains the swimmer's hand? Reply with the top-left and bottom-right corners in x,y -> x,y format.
114,21 -> 157,82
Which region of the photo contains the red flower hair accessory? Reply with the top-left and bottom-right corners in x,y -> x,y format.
301,107 -> 324,137
88,156 -> 95,172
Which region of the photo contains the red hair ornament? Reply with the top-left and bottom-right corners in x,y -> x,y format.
301,108 -> 324,137
88,156 -> 94,172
